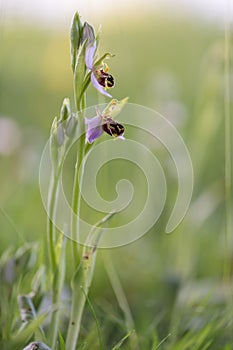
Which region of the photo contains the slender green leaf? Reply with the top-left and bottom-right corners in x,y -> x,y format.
10,313 -> 48,347
111,331 -> 133,350
152,333 -> 171,350
81,286 -> 103,350
50,235 -> 67,348
59,332 -> 66,350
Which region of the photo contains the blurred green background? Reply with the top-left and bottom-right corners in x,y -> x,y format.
0,1 -> 232,348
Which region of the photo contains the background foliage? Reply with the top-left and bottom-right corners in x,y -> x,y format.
0,8 -> 232,349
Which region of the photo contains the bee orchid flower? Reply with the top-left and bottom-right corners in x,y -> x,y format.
85,110 -> 124,144
85,98 -> 128,143
85,41 -> 115,98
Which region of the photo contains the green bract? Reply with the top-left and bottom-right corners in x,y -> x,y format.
74,39 -> 88,109
70,12 -> 83,73
60,97 -> 71,122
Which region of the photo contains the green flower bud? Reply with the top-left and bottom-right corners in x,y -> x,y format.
51,117 -> 65,150
56,121 -> 65,147
70,12 -> 83,72
65,114 -> 78,138
60,97 -> 71,122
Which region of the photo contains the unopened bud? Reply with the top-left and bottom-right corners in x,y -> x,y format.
60,97 -> 71,122
81,22 -> 95,47
56,121 -> 65,147
70,12 -> 83,72
65,114 -> 78,138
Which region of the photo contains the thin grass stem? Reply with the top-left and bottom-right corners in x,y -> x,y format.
104,254 -> 139,349
224,0 -> 232,285
50,235 -> 67,349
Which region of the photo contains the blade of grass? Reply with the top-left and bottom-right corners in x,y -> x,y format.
50,234 -> 67,348
111,331 -> 133,350
0,206 -> 25,243
103,254 -> 138,349
152,333 -> 171,350
10,313 -> 48,347
223,0 -> 233,286
81,286 -> 103,350
59,331 -> 66,350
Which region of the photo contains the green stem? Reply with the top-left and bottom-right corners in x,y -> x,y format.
47,171 -> 59,273
224,0 -> 232,283
71,95 -> 86,264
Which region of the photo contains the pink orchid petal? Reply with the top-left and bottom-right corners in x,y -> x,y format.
117,135 -> 125,140
85,115 -> 103,143
85,42 -> 97,70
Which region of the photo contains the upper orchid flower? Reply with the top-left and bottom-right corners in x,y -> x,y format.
85,41 -> 115,98
85,98 -> 128,143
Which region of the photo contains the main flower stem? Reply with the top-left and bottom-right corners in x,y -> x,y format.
66,89 -> 87,348
71,97 -> 86,264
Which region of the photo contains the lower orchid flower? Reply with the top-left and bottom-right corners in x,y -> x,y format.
85,98 -> 128,143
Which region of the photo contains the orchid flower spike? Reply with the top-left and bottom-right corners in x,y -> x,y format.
85,41 -> 115,98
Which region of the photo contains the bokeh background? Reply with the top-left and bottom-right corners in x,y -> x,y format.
0,0 -> 233,348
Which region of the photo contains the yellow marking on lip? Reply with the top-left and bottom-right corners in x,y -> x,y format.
104,63 -> 109,72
